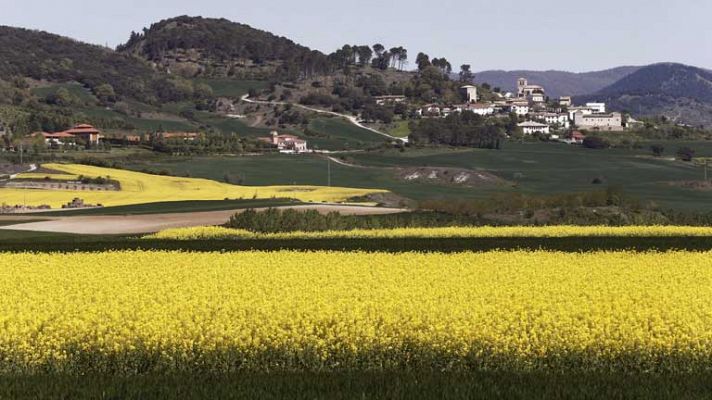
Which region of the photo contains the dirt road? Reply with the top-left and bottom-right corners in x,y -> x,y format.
240,95 -> 406,142
0,204 -> 408,235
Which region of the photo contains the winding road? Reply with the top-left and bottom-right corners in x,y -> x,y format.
240,95 -> 407,143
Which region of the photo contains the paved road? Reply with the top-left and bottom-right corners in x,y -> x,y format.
0,204 -> 408,235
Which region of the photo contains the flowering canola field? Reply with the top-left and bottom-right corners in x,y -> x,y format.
1,164 -> 385,207
146,225 -> 712,240
2,250 -> 712,374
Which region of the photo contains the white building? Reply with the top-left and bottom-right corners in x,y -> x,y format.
454,103 -> 495,116
531,112 -> 570,129
460,85 -> 478,103
505,103 -> 529,116
573,112 -> 624,131
374,95 -> 407,106
416,104 -> 442,117
518,121 -> 550,135
586,102 -> 606,113
260,131 -> 309,153
568,106 -> 594,121
559,96 -> 572,107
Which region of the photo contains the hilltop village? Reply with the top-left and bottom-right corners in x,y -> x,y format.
413,77 -> 630,142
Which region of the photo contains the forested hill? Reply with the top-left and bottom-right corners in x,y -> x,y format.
0,25 -> 180,105
475,66 -> 640,98
576,63 -> 712,127
117,16 -> 331,80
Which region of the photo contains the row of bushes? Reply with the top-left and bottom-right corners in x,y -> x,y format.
225,189 -> 712,233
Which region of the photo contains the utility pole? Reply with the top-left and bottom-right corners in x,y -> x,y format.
19,140 -> 23,166
327,157 -> 331,187
705,160 -> 709,182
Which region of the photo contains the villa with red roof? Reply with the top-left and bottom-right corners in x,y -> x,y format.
62,124 -> 102,144
33,124 -> 103,147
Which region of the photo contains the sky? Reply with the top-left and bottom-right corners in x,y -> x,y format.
2,0 -> 711,72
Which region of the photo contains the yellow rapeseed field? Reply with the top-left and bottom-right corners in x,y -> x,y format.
2,250 -> 712,374
1,164 -> 385,207
146,225 -> 712,240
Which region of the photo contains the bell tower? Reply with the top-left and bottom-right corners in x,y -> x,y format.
517,78 -> 528,96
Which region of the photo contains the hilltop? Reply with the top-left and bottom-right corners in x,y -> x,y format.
0,25 -> 195,105
577,63 -> 712,127
475,66 -> 640,98
117,16 -> 329,80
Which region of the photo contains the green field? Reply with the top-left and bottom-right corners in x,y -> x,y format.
304,117 -> 390,150
194,78 -> 269,98
3,372 -> 710,400
34,198 -> 301,216
30,83 -> 97,103
385,120 -> 412,138
123,141 -> 712,210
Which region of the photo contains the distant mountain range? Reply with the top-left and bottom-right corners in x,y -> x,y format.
576,63 -> 712,127
477,63 -> 712,127
475,67 -> 641,98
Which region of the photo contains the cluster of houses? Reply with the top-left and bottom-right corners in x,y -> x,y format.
34,124 -> 103,147
25,123 -> 311,154
32,125 -> 207,148
414,78 -> 631,139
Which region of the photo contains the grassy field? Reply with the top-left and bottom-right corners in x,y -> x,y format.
0,163 -> 384,207
5,372 -> 710,399
384,120 -> 411,138
30,83 -> 96,103
34,198 -> 301,216
304,117 -> 390,150
123,141 -> 712,210
194,78 -> 269,98
124,153 -> 467,201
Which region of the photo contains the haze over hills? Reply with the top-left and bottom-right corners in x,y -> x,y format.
475,67 -> 641,98
576,63 -> 712,127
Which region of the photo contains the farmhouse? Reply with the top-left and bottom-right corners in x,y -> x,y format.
33,131 -> 75,146
62,124 -> 102,144
259,131 -> 308,153
518,121 -> 550,135
573,111 -> 624,131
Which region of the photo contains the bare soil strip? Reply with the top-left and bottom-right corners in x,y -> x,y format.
0,205 -> 407,235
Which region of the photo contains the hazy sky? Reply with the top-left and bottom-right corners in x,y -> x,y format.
2,0 -> 711,72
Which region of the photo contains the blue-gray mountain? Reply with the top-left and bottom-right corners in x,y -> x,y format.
475,67 -> 641,98
576,63 -> 712,127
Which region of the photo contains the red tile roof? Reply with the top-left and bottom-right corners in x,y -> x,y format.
64,124 -> 100,135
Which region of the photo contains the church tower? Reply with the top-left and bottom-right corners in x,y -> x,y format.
517,78 -> 528,96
